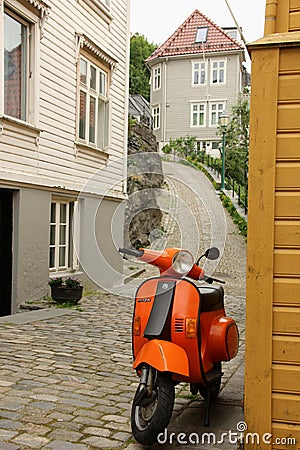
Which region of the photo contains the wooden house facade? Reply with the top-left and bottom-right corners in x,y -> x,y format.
245,1 -> 300,447
0,0 -> 130,314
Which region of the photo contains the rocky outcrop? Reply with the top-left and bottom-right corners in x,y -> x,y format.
124,123 -> 164,248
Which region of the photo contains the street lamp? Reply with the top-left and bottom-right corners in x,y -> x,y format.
219,112 -> 229,191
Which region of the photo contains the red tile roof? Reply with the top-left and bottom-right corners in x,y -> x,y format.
146,9 -> 244,62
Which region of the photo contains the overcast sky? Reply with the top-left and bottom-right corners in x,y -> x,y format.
130,0 -> 266,68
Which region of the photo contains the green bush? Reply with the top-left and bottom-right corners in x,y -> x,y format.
219,192 -> 247,238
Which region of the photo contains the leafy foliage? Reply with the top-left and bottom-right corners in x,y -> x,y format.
48,277 -> 82,288
162,136 -> 196,158
130,33 -> 158,100
220,91 -> 250,187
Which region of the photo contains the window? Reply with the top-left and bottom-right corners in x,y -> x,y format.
1,2 -> 45,125
191,103 -> 206,127
4,11 -> 28,121
78,56 -> 109,150
195,27 -> 208,43
193,61 -> 207,85
153,65 -> 161,90
211,60 -> 226,84
49,200 -> 76,271
210,102 -> 226,126
152,106 -> 160,130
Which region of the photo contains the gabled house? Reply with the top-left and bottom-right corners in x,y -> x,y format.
145,10 -> 246,155
129,94 -> 152,128
0,0 -> 130,315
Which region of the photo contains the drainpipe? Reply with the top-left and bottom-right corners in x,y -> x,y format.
163,58 -> 168,147
264,0 -> 278,36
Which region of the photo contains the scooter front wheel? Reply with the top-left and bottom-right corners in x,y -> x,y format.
131,372 -> 175,446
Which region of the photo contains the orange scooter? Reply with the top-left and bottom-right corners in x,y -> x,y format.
119,246 -> 239,446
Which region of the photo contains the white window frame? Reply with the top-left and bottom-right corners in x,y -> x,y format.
153,64 -> 161,91
49,199 -> 78,272
209,101 -> 226,127
191,102 -> 206,127
195,26 -> 208,43
0,2 -> 40,126
210,59 -> 227,85
192,61 -> 207,86
78,55 -> 110,151
152,105 -> 160,130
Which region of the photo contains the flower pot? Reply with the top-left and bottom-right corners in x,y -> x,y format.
50,286 -> 83,304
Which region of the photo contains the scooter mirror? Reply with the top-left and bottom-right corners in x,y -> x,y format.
205,247 -> 220,260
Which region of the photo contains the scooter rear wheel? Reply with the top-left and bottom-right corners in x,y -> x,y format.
131,372 -> 175,446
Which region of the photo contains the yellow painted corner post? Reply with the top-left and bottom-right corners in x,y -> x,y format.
244,43 -> 279,449
245,0 -> 300,447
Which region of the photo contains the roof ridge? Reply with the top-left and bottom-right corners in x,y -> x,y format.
146,9 -> 244,63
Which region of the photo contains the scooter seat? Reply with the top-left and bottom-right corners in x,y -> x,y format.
199,285 -> 224,312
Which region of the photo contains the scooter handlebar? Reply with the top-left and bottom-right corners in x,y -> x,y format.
119,247 -> 144,258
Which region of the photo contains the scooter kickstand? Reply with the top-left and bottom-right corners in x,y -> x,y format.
203,387 -> 211,427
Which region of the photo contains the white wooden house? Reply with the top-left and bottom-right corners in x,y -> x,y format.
0,0 -> 130,315
146,10 -> 246,155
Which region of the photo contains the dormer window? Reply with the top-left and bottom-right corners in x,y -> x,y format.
195,27 -> 208,43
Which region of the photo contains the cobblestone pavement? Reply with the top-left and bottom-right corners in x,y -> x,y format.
0,161 -> 246,450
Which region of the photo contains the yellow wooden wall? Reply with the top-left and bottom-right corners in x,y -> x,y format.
245,1 -> 300,449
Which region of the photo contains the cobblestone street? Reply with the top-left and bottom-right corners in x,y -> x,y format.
0,161 -> 247,449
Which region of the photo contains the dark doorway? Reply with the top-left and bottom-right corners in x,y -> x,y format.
0,190 -> 13,316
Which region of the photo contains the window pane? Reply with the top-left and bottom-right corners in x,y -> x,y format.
90,66 -> 96,90
80,59 -> 87,85
89,97 -> 96,143
194,71 -> 199,84
51,203 -> 56,223
59,247 -> 66,267
79,91 -> 86,139
99,72 -> 106,96
104,101 -> 109,148
4,12 -> 27,120
60,204 -> 67,223
49,247 -> 55,269
195,27 -> 208,43
193,113 -> 197,126
50,225 -> 56,245
59,225 -> 66,245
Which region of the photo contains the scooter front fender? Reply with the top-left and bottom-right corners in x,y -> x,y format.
133,339 -> 189,377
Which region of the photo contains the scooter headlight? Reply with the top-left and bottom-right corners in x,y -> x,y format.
172,250 -> 194,275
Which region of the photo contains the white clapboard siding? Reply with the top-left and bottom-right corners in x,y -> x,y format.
0,0 -> 129,198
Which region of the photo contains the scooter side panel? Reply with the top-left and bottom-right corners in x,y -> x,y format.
132,277 -> 175,358
171,279 -> 203,383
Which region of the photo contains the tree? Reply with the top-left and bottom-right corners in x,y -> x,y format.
162,136 -> 196,158
130,33 -> 157,100
220,91 -> 250,187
